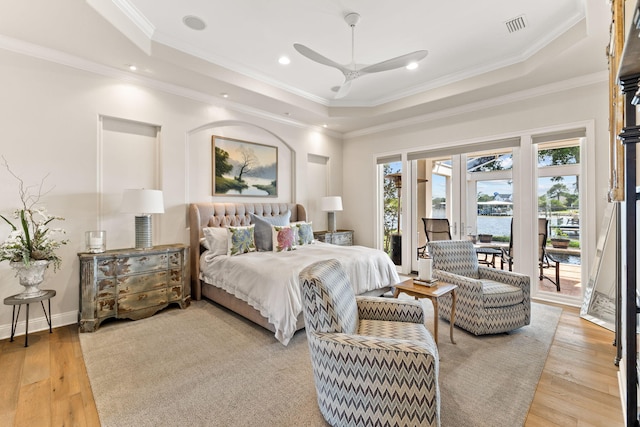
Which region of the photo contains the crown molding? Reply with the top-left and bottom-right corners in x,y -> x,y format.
343,71 -> 608,139
0,34 -> 341,138
0,32 -> 605,142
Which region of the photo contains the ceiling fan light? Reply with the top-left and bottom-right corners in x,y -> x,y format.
406,62 -> 419,70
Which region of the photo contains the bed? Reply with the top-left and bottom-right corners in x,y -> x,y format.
189,202 -> 400,345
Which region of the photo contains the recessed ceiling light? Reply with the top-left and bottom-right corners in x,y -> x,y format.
278,56 -> 291,65
220,93 -> 229,98
128,65 -> 137,71
323,124 -> 328,128
183,15 -> 206,31
406,62 -> 418,70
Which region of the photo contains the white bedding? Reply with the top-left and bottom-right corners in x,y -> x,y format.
199,241 -> 400,345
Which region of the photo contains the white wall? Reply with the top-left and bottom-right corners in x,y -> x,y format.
0,45 -> 609,337
342,81 -> 609,252
0,49 -> 343,337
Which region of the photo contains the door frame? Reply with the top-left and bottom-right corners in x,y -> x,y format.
374,120 -> 595,307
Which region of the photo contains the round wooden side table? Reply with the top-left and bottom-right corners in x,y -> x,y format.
3,289 -> 56,347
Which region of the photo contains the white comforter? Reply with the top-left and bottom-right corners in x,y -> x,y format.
199,242 -> 400,345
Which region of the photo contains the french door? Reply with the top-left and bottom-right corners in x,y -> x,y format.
378,126 -> 591,306
410,148 -> 515,274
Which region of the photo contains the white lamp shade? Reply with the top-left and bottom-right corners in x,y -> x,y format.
320,196 -> 343,212
121,189 -> 165,214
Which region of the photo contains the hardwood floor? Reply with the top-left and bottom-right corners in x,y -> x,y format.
0,303 -> 623,427
0,324 -> 99,427
525,304 -> 622,426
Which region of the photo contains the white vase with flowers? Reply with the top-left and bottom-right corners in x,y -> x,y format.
0,158 -> 68,299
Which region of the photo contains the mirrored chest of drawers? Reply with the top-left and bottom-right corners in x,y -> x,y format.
78,244 -> 190,332
313,230 -> 354,246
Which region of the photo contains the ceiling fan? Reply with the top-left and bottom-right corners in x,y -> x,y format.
294,12 -> 428,99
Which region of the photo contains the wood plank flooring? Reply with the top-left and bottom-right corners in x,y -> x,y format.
525,303 -> 622,426
0,303 -> 623,427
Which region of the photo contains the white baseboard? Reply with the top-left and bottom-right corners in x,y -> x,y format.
0,310 -> 78,341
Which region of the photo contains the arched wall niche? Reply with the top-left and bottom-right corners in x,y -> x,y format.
186,120 -> 296,203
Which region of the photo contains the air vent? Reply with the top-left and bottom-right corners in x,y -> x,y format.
505,15 -> 527,33
183,15 -> 206,31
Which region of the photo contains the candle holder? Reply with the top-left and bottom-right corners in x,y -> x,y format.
85,230 -> 106,253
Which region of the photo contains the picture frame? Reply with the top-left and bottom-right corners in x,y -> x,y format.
212,135 -> 278,196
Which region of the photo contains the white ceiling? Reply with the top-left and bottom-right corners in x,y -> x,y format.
0,0 -> 609,133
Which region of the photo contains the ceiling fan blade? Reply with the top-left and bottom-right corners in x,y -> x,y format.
293,43 -> 349,73
360,50 -> 429,74
334,79 -> 353,99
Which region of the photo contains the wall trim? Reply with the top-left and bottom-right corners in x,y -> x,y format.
0,34 -> 340,139
344,71 -> 607,139
186,120 -> 297,203
0,310 -> 78,341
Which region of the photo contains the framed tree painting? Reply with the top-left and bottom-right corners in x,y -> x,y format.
212,135 -> 278,196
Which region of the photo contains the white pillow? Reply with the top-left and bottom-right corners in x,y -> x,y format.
199,237 -> 209,250
202,227 -> 229,257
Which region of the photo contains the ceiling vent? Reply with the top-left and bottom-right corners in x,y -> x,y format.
505,15 -> 527,33
183,15 -> 206,31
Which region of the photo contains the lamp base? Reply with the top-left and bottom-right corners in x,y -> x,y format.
134,215 -> 153,249
327,212 -> 337,233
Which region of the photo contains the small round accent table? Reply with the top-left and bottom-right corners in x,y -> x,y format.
3,289 -> 56,347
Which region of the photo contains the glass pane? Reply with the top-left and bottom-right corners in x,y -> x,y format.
431,173 -> 447,218
467,152 -> 513,172
537,143 -> 580,168
383,162 -> 402,265
474,179 -> 513,243
538,174 -> 581,295
538,175 -> 580,245
417,158 -> 451,260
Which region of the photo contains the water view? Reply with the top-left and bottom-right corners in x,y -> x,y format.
476,215 -> 581,265
476,215 -> 580,238
476,216 -> 511,238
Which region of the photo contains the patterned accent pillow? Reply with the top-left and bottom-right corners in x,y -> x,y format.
272,225 -> 296,252
227,225 -> 256,256
249,211 -> 291,251
292,221 -> 314,245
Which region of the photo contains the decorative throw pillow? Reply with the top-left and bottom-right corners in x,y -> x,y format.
293,221 -> 314,245
272,225 -> 296,252
250,211 -> 291,251
202,227 -> 229,257
227,225 -> 256,256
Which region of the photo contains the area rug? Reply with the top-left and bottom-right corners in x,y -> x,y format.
79,299 -> 561,427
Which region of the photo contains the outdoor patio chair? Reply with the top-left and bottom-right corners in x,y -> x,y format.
500,218 -> 560,291
538,219 -> 561,291
417,218 -> 451,258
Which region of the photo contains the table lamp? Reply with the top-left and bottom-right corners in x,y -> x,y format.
121,189 -> 164,249
321,196 -> 343,233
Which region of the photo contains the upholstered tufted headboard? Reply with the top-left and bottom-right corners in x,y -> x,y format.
188,202 -> 307,300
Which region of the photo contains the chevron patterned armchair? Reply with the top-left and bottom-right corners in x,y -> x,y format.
299,259 -> 440,427
427,240 -> 530,336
